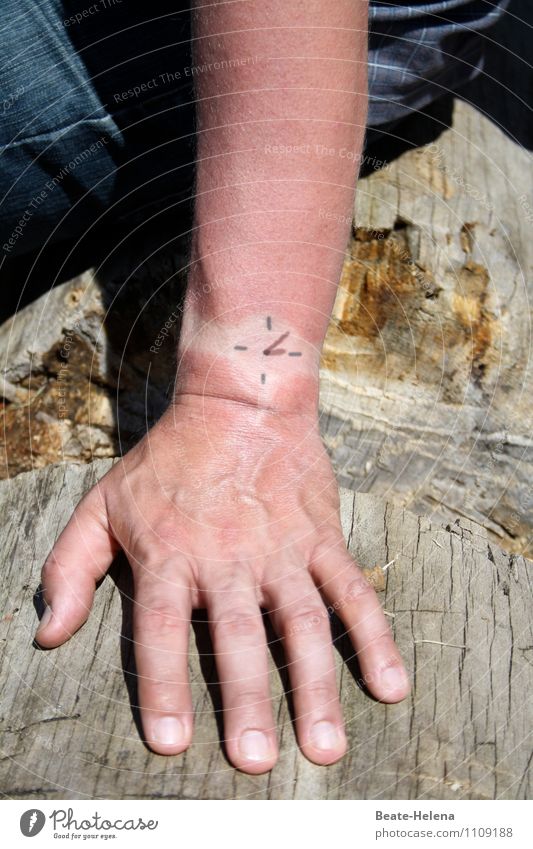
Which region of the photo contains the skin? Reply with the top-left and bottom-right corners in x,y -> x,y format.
35,0 -> 410,774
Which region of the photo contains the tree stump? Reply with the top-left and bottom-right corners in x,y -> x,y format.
0,460 -> 531,799
321,93 -> 533,559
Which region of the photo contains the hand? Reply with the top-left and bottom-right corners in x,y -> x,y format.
35,395 -> 410,773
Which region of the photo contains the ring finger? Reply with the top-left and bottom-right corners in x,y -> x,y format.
204,568 -> 277,773
266,569 -> 346,765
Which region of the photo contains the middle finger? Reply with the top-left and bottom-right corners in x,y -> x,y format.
205,568 -> 278,773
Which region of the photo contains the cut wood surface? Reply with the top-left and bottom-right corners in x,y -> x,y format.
0,460 -> 531,800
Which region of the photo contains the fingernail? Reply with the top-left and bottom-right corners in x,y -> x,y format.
380,664 -> 409,692
152,716 -> 184,747
239,729 -> 271,762
310,720 -> 342,751
36,604 -> 53,634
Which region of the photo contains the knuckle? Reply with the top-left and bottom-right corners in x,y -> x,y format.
211,570 -> 247,595
41,552 -> 66,586
227,688 -> 269,712
363,656 -> 401,688
213,611 -> 261,641
355,633 -> 394,660
136,604 -> 187,636
285,607 -> 328,638
301,679 -> 336,706
135,558 -> 191,590
371,626 -> 394,643
344,573 -> 375,604
140,678 -> 183,710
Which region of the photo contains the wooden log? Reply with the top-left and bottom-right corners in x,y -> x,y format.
320,93 -> 533,559
0,460 -> 531,799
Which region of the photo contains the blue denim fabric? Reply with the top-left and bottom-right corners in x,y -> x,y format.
367,0 -> 511,126
0,1 -> 195,258
0,1 -> 510,258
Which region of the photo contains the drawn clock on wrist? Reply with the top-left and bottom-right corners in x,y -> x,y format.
234,316 -> 302,384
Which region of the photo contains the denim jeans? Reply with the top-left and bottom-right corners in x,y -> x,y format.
0,0 -> 509,258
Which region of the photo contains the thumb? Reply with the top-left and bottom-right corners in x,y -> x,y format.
35,484 -> 118,648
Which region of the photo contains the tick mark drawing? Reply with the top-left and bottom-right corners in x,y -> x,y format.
233,317 -> 302,382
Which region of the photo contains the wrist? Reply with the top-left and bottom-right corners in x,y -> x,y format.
174,304 -> 322,415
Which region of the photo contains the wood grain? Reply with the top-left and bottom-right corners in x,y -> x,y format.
0,461 -> 531,799
321,91 -> 533,558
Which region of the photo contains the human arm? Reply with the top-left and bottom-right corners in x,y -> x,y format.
35,0 -> 410,775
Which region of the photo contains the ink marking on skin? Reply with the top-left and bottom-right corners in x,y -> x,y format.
234,319 -> 301,383
263,331 -> 289,356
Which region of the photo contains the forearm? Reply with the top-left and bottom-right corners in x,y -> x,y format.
40,5 -> 411,769
176,0 -> 368,413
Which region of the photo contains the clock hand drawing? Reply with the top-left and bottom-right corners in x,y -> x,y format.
234,316 -> 302,384
263,330 -> 290,356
